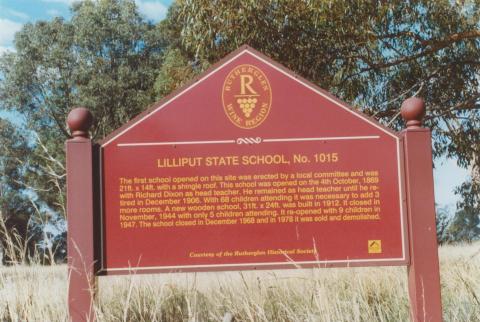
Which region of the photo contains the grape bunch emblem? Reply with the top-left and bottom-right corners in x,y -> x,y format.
236,96 -> 258,118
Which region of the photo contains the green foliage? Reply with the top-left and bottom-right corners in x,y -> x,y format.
157,1 -> 480,234
435,190 -> 480,243
1,0 -> 166,140
450,178 -> 480,241
0,0 -> 167,259
153,48 -> 196,98
71,0 -> 167,138
448,208 -> 480,242
0,119 -> 36,263
161,0 -> 480,175
436,205 -> 453,245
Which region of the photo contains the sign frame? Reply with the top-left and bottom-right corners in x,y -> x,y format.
98,46 -> 410,274
65,46 -> 442,322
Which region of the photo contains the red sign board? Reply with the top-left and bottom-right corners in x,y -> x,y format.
98,46 -> 408,274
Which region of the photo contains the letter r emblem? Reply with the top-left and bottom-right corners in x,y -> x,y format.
240,74 -> 257,95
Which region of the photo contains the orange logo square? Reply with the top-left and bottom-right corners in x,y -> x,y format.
368,240 -> 382,253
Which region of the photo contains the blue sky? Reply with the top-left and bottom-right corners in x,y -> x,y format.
0,0 -> 171,55
0,0 -> 470,211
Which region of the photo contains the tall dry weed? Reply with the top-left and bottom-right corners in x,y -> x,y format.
0,239 -> 479,321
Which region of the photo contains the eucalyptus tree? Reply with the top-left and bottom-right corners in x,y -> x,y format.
0,0 -> 167,257
158,0 -> 480,234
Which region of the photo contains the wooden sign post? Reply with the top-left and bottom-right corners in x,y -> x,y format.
401,98 -> 443,321
66,46 -> 442,321
66,107 -> 96,322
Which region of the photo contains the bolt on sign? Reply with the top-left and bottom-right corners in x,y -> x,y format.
66,46 -> 442,322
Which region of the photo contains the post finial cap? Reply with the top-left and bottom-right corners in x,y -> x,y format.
401,97 -> 425,129
67,107 -> 93,139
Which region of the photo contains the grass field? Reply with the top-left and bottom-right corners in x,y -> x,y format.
0,242 -> 479,321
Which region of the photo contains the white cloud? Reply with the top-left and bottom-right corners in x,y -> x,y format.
135,1 -> 167,21
0,18 -> 22,46
46,9 -> 62,17
41,0 -> 167,20
41,0 -> 77,4
1,8 -> 29,20
0,45 -> 15,55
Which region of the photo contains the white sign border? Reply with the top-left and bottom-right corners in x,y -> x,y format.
98,49 -> 408,273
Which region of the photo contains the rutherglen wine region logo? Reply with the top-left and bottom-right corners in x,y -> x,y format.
222,64 -> 272,129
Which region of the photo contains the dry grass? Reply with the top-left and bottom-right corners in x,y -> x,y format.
0,243 -> 479,321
